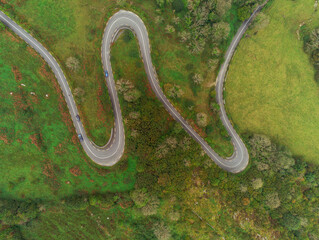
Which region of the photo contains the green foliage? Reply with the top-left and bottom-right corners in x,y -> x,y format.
0,226 -> 24,240
0,22 -> 5,31
88,193 -> 117,208
123,30 -> 134,42
140,195 -> 160,216
0,199 -> 39,226
156,0 -> 166,8
63,195 -> 89,210
281,213 -> 301,231
237,5 -> 252,21
303,28 -> 319,83
172,0 -> 185,12
130,189 -> 149,208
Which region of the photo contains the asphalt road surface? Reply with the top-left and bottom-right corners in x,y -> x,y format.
0,6 -> 264,173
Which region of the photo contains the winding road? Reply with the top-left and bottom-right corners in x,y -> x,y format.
0,6 -> 264,173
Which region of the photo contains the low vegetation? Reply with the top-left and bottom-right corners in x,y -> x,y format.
0,28 -> 136,201
2,0 -> 319,239
0,0 -> 263,156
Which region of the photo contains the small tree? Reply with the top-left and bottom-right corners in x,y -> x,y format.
237,6 -> 252,21
172,0 -> 185,12
274,153 -> 295,171
252,178 -> 263,190
130,189 -> 149,208
124,89 -> 141,102
192,73 -> 203,85
66,57 -> 80,71
216,0 -> 232,17
153,222 -> 171,240
265,192 -> 281,209
305,28 -> 319,54
168,210 -> 180,221
212,22 -> 230,43
166,137 -> 177,149
167,85 -> 184,98
141,195 -> 160,216
178,31 -> 191,43
196,112 -> 208,127
172,15 -> 180,25
165,24 -> 175,34
281,213 -> 301,231
64,195 -> 89,210
156,0 -> 165,8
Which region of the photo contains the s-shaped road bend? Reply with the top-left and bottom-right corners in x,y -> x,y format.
0,6 -> 264,173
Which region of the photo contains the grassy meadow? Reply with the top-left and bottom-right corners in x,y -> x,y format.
2,0 -> 234,157
0,28 -> 136,201
225,0 -> 319,163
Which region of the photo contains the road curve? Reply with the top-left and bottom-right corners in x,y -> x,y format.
0,6 -> 264,173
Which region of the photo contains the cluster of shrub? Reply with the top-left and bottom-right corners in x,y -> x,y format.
155,0 -> 264,54
213,134 -> 319,239
122,85 -> 319,239
0,199 -> 41,239
302,26 -> 319,83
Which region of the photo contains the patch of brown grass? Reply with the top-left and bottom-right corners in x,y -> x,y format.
69,166 -> 82,176
5,29 -> 21,43
187,119 -> 207,138
13,92 -> 30,112
42,159 -> 60,192
11,66 -> 22,82
26,46 -> 39,58
54,142 -> 67,155
0,134 -> 9,144
29,133 -> 42,150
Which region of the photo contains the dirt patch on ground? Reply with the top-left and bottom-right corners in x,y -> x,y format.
13,92 -> 31,113
11,66 -> 22,82
5,29 -> 21,43
27,46 -> 39,58
42,159 -> 60,193
69,166 -> 82,176
29,133 -> 43,150
30,94 -> 40,104
187,119 -> 207,138
54,142 -> 67,155
119,200 -> 133,209
144,81 -> 156,98
0,134 -> 8,144
71,135 -> 78,146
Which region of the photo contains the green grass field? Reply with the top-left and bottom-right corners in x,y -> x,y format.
2,0 -> 235,157
0,29 -> 136,201
5,0 -> 116,146
225,0 -> 319,163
